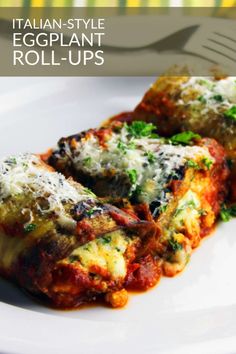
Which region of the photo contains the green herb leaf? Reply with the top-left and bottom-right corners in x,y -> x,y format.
198,79 -> 215,90
197,95 -> 207,104
187,159 -> 200,169
224,105 -> 236,121
170,131 -> 201,145
174,199 -> 197,217
198,209 -> 207,216
220,204 -> 236,222
117,140 -> 127,152
168,237 -> 183,252
134,185 -> 142,196
202,157 -> 214,170
127,169 -> 138,185
212,94 -> 223,102
7,157 -> 17,165
144,151 -> 156,164
87,206 -> 102,217
126,121 -> 157,138
117,140 -> 136,152
84,187 -> 96,197
100,235 -> 111,244
159,204 -> 168,213
83,157 -> 92,166
24,223 -> 37,233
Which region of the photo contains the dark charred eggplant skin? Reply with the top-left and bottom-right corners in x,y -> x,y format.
0,154 -> 158,308
8,201 -> 156,296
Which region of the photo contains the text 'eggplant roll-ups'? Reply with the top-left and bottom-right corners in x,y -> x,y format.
48,121 -> 229,277
133,75 -> 236,199
0,153 -> 157,308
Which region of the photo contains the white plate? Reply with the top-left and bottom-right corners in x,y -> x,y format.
0,77 -> 235,354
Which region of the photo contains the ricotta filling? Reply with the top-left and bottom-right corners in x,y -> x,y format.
68,230 -> 131,280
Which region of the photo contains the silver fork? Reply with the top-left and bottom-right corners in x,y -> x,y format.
183,25 -> 236,70
101,24 -> 235,71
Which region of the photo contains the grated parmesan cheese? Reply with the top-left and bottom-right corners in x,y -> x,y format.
63,124 -> 213,211
179,76 -> 236,114
0,153 -> 95,216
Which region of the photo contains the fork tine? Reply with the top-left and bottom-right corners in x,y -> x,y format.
202,45 -> 235,63
208,31 -> 236,53
184,25 -> 236,71
207,39 -> 236,54
214,31 -> 236,44
203,35 -> 236,61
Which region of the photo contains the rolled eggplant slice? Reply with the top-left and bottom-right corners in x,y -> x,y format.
133,75 -> 236,198
48,121 -> 229,277
134,76 -> 236,150
0,153 -> 156,308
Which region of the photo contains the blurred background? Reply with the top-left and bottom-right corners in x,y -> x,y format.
0,0 -> 235,7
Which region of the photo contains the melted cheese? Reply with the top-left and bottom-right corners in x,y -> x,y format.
0,154 -> 95,216
69,230 -> 131,280
179,76 -> 236,114
172,190 -> 201,231
67,125 -> 212,209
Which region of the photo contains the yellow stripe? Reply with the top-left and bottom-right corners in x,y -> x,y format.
31,0 -> 44,6
127,0 -> 140,6
221,0 -> 236,5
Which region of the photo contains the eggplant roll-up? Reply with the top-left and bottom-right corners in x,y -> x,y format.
0,153 -> 157,308
132,75 -> 236,199
47,121 -> 229,277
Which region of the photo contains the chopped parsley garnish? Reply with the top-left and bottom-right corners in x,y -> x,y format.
220,204 -> 236,222
84,187 -> 96,197
24,223 -> 37,233
144,151 -> 157,164
100,235 -> 111,244
212,94 -> 223,102
224,106 -> 236,121
6,157 -> 17,165
126,121 -> 158,138
198,79 -> 215,90
83,157 -> 92,166
198,208 -> 207,216
117,140 -> 136,152
202,157 -> 213,170
197,95 -> 207,104
187,200 -> 197,209
117,140 -> 126,152
134,185 -> 142,196
159,204 -> 168,213
187,159 -> 200,169
168,236 -> 183,252
170,131 -> 201,145
127,169 -> 138,185
174,199 -> 197,216
87,206 -> 102,217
